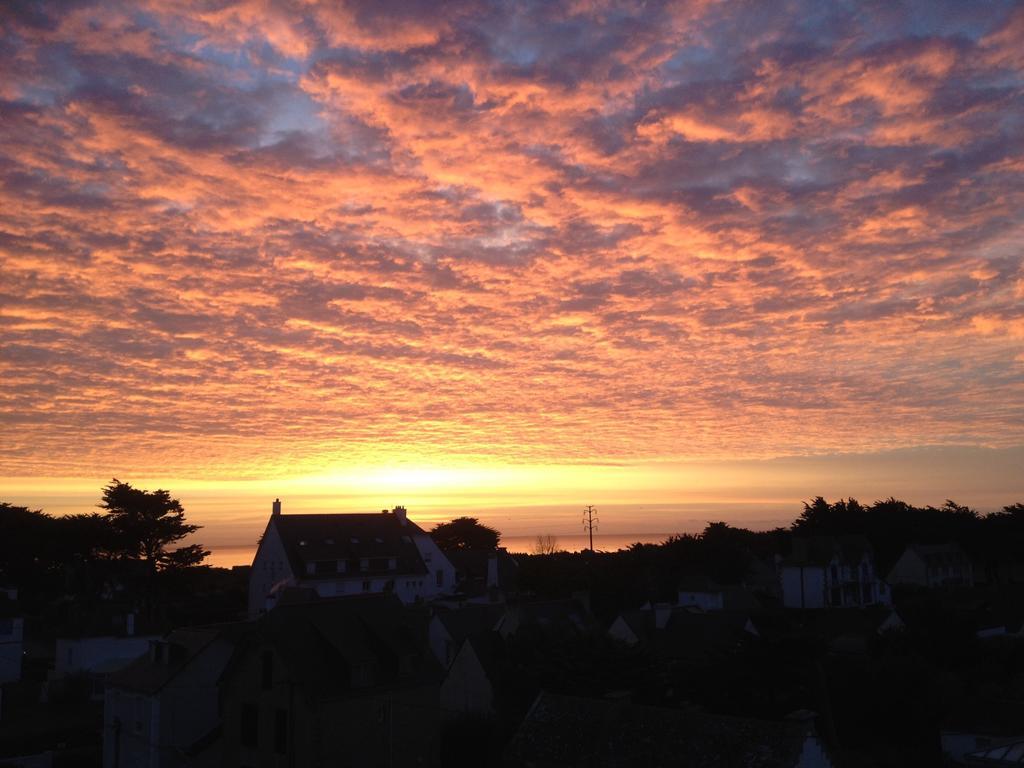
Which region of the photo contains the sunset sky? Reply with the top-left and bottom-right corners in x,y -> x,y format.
1,1 -> 1023,548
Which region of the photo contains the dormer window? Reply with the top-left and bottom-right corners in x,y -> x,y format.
351,537 -> 359,544
325,538 -> 334,545
375,537 -> 383,544
299,540 -> 307,547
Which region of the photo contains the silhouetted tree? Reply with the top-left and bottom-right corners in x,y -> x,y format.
533,534 -> 559,555
99,479 -> 208,571
430,516 -> 501,550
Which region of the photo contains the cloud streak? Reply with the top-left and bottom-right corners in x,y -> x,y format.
0,0 -> 1022,479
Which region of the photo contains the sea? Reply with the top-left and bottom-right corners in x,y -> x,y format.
204,531 -> 675,569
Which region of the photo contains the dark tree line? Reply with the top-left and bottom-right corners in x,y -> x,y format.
0,480 -> 208,601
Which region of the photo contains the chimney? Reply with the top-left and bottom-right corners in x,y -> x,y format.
393,506 -> 407,526
272,498 -> 282,516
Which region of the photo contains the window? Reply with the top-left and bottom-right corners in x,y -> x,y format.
360,558 -> 369,572
436,569 -> 444,587
261,651 -> 273,690
274,709 -> 288,755
362,580 -> 372,592
424,551 -> 432,563
241,703 -> 258,748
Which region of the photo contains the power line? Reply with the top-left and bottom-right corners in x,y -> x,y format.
582,505 -> 598,551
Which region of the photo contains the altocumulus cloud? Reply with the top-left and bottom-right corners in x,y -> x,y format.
0,0 -> 1022,477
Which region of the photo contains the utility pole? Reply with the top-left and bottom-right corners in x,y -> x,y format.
582,505 -> 598,551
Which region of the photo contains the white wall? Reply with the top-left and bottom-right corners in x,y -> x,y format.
56,636 -> 154,678
796,734 -> 833,767
103,636 -> 235,768
411,532 -> 456,599
781,566 -> 825,609
440,642 -> 494,716
248,519 -> 294,617
0,615 -> 23,684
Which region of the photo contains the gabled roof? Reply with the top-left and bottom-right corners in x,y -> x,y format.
907,542 -> 972,568
434,604 -> 504,647
504,692 -> 819,768
107,623 -> 249,694
269,511 -> 428,579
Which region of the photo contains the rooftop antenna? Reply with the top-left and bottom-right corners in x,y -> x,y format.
583,505 -> 598,552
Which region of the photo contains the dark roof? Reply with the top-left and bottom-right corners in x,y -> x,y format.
269,512 -> 428,579
446,548 -> 519,594
785,535 -> 873,567
434,604 -> 504,647
504,692 -> 816,768
503,598 -> 594,638
461,630 -> 506,685
236,593 -> 443,700
107,623 -> 249,694
657,609 -> 755,662
907,542 -> 972,568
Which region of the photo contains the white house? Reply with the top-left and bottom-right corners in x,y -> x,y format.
248,501 -> 456,617
780,536 -> 890,609
0,587 -> 23,685
103,625 -> 245,768
440,634 -> 502,717
886,543 -> 974,588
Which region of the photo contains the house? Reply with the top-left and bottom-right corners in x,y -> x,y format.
677,580 -> 764,612
439,631 -> 504,717
55,630 -> 158,701
55,613 -> 153,679
219,594 -> 443,768
504,692 -> 833,767
103,623 -> 247,768
887,543 -> 974,588
247,500 -> 456,616
608,605 -> 759,663
779,536 -> 890,609
428,604 -> 503,669
0,587 -> 23,685
495,598 -> 594,641
444,547 -> 519,603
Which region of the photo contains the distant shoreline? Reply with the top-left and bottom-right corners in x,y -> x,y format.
204,532 -> 676,568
